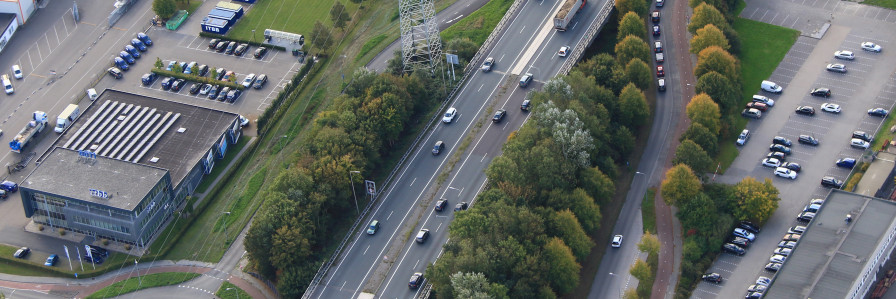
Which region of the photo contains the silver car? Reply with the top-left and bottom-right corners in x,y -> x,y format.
481,57 -> 494,72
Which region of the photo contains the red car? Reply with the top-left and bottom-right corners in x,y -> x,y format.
745,102 -> 768,111
656,66 -> 665,77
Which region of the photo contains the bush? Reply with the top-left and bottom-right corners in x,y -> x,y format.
37,224 -> 44,231
58,228 -> 66,236
124,244 -> 132,250
845,173 -> 863,192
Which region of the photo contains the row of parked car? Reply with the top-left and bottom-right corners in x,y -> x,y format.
208,38 -> 268,59
13,244 -> 109,266
107,33 -> 153,78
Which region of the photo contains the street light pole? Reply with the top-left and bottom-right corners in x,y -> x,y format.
349,171 -> 361,215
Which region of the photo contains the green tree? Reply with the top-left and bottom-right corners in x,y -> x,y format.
152,0 -> 177,19
329,1 -> 351,30
625,58 -> 652,91
695,46 -> 739,82
673,140 -> 713,175
615,35 -> 651,68
695,71 -> 739,114
680,123 -> 718,155
732,177 -> 780,223
544,237 -> 581,295
660,164 -> 702,206
686,93 -> 721,136
209,68 -> 218,80
615,0 -> 648,21
629,258 -> 651,283
677,193 -> 718,233
618,83 -> 650,129
190,64 -> 199,75
446,38 -> 480,65
623,288 -> 640,299
450,272 -> 508,299
154,57 -> 163,69
638,231 -> 660,257
690,24 -> 730,54
618,12 -> 646,42
576,54 -> 619,91
270,225 -> 312,267
550,209 -> 594,262
172,63 -> 183,74
310,21 -> 334,52
687,3 -> 728,34
689,0 -> 732,13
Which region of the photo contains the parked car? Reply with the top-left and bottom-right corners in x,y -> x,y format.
729,237 -> 750,247
160,77 -> 173,90
124,45 -> 141,58
241,73 -> 257,88
821,176 -> 843,188
761,158 -> 781,168
11,65 -> 22,79
189,83 -> 202,94
773,136 -> 792,146
774,248 -> 792,256
836,158 -> 856,168
795,105 -> 816,116
217,87 -> 231,101
752,95 -> 775,106
853,131 -> 873,142
197,64 -> 209,76
804,203 -> 821,213
783,233 -> 801,242
119,51 -> 135,64
868,108 -> 889,117
141,73 -> 158,86
722,243 -> 745,255
850,138 -> 870,149
208,85 -> 221,99
739,221 -> 761,234
209,38 -> 221,49
770,144 -> 792,154
769,254 -> 787,264
788,226 -> 807,234
654,41 -> 663,53
767,151 -> 786,161
745,102 -> 768,111
702,273 -> 723,283
742,108 -> 762,119
254,47 -> 268,59
826,63 -> 847,73
13,247 -> 29,258
781,162 -> 801,172
861,41 -> 882,52
226,89 -> 241,103
778,241 -> 797,249
199,84 -> 212,95
797,211 -> 816,222
656,65 -> 664,77
761,80 -> 783,93
45,254 -> 58,266
214,68 -> 226,80
834,50 -> 855,60
736,129 -> 750,146
170,79 -> 185,92
131,38 -> 147,51
810,88 -> 831,97
748,284 -> 768,293
254,74 -> 268,89
234,43 -> 249,56
733,228 -> 755,241
225,41 -> 237,54
137,32 -> 152,46
652,25 -> 661,36
765,262 -> 782,272
774,167 -> 797,179
821,103 -> 841,113
799,135 -> 819,146
215,41 -> 228,52
107,67 -> 123,79
612,235 -> 623,248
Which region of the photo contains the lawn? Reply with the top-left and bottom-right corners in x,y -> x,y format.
226,0 -> 361,41
863,0 -> 896,10
641,188 -> 657,234
871,114 -> 895,151
85,272 -> 200,299
216,281 -> 251,299
440,0 -> 514,45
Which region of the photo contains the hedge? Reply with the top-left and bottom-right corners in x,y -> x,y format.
198,32 -> 287,51
150,69 -> 244,90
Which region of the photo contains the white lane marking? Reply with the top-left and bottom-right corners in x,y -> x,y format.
510,2 -> 566,75
409,177 -> 417,186
386,210 -> 394,221
363,245 -> 370,255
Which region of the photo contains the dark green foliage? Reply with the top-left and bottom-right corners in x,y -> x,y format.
680,123 -> 718,156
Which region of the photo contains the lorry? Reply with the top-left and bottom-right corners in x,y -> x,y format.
554,0 -> 586,31
10,111 -> 48,153
55,104 -> 80,133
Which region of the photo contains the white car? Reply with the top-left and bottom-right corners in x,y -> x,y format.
611,235 -> 623,247
861,42 -> 882,52
774,167 -> 797,180
442,107 -> 457,123
826,63 -> 847,73
777,241 -> 797,249
820,103 -> 840,113
756,276 -> 772,287
761,80 -> 783,93
736,129 -> 750,146
481,57 -> 494,72
733,228 -> 755,241
239,115 -> 250,127
761,157 -> 781,168
558,46 -> 569,57
774,247 -> 792,256
11,65 -> 22,79
769,254 -> 787,264
752,95 -> 775,106
241,73 -> 256,88
788,225 -> 807,235
850,138 -> 870,149
833,50 -> 855,60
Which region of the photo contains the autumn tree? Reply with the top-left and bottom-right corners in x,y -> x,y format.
673,140 -> 713,174
618,12 -> 646,41
695,46 -> 739,82
686,93 -> 721,136
615,35 -> 651,68
690,24 -> 730,54
550,209 -> 594,262
615,0 -> 649,21
629,258 -> 652,296
625,58 -> 652,90
638,232 -> 660,259
618,83 -> 650,129
687,3 -> 729,34
680,123 -> 718,155
661,164 -> 702,206
450,272 -> 509,299
731,177 -> 780,223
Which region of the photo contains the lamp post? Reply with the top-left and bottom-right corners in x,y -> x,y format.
349,171 -> 361,215
226,287 -> 240,299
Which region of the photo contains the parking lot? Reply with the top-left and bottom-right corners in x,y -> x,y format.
692,19 -> 896,299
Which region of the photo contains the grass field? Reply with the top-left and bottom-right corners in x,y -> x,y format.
641,188 -> 657,234
441,0 -> 514,45
863,0 -> 896,9
215,281 -> 251,299
226,0 -> 361,41
85,272 -> 200,299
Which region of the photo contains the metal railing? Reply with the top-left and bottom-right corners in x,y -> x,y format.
300,0 -> 528,297
558,0 -> 615,75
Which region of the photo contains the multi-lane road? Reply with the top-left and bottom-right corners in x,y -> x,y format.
312,0 -> 617,298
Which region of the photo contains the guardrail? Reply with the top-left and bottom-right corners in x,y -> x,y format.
300,0 -> 528,297
558,0 -> 615,75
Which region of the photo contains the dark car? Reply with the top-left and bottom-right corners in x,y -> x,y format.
254,47 -> 268,59
208,85 -> 221,99
729,237 -> 750,247
215,41 -> 228,52
746,291 -> 764,299
765,262 -> 782,272
86,245 -> 110,258
767,151 -> 786,161
797,211 -> 816,222
821,176 -> 843,188
107,67 -> 123,79
82,254 -> 104,264
739,221 -> 761,234
0,190 -> 7,199
141,73 -> 158,86
124,45 -> 141,58
434,199 -> 447,211
868,108 -> 889,117
119,51 -> 135,64
746,102 -> 768,111
652,25 -> 661,36
226,89 -> 242,103
197,64 -> 210,76
769,144 -> 792,154
189,83 -> 203,94
836,158 -> 856,168
215,68 -> 226,80
13,247 -> 29,258
409,272 -> 424,289
160,77 -> 173,90
113,57 -> 130,71
137,32 -> 152,46
225,41 -> 237,54
130,38 -> 147,51
492,109 -> 506,123
722,243 -> 745,256
799,135 -> 819,146
852,131 -> 873,142
209,38 -> 221,48
810,88 -> 831,97
521,100 -> 531,111
782,162 -> 801,172
651,10 -> 660,23
171,79 -> 186,92
455,202 -> 468,211
217,87 -> 231,101
234,43 -> 249,56
772,136 -> 792,146
432,141 -> 445,155
702,273 -> 723,283
795,106 -> 815,115
254,74 -> 268,89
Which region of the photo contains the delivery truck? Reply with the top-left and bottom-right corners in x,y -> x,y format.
55,104 -> 80,133
9,111 -> 48,153
554,0 -> 586,31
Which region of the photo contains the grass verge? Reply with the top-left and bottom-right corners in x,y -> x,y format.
356,34 -> 388,61
195,137 -> 251,194
641,188 -> 657,234
863,0 -> 896,10
85,272 -> 200,299
215,281 -> 251,299
440,0 -> 513,45
871,115 -> 895,150
0,244 -> 131,278
226,0 -> 361,41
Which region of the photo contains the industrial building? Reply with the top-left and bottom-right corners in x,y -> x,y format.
0,0 -> 35,26
20,89 -> 241,246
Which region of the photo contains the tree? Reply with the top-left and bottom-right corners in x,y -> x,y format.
638,232 -> 660,257
618,12 -> 646,42
154,57 -> 163,69
629,258 -> 651,283
690,24 -> 730,54
660,164 -> 702,206
446,38 -> 479,65
689,0 -> 731,13
615,35 -> 651,68
695,71 -> 739,114
171,63 -> 183,74
190,64 -> 199,75
152,0 -> 177,19
686,93 -> 721,136
551,209 -> 594,262
330,1 -> 351,30
623,288 -> 640,299
533,101 -> 595,168
544,237 -> 581,295
677,193 -> 718,233
695,46 -> 739,82
625,58 -> 652,91
680,123 -> 718,155
687,3 -> 728,34
451,272 -> 508,299
310,21 -> 334,52
615,0 -> 648,21
731,177 -> 780,223
673,140 -> 713,175
618,83 -> 650,129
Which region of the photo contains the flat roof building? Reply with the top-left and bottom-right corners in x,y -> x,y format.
20,89 -> 241,246
765,190 -> 896,299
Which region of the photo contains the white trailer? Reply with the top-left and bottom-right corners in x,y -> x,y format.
554,0 -> 586,31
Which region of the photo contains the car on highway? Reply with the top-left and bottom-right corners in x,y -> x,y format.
773,136 -> 792,146
861,41 -> 882,52
131,38 -> 147,51
651,10 -> 660,23
761,157 -> 781,168
774,167 -> 797,179
11,65 -> 22,79
770,144 -> 791,154
736,129 -> 750,146
821,103 -> 841,113
652,25 -> 660,36
13,247 -> 29,258
558,46 -> 569,57
797,211 -> 816,222
241,73 -> 257,88
415,229 -> 430,243
739,221 -> 761,234
492,109 -> 506,123
442,107 -> 457,123
850,138 -> 870,149
765,262 -> 782,272
733,228 -> 755,241
795,105 -> 816,116
254,74 -> 268,89
432,141 -> 445,155
521,100 -> 531,111
769,254 -> 787,264
752,95 -> 775,106
722,243 -> 745,255
767,152 -> 787,161
761,80 -> 783,93
519,73 -> 533,87
799,135 -> 819,146
826,63 -> 847,73
409,272 -> 424,289
45,254 -> 58,266
657,78 -> 665,91
774,247 -> 792,256
745,102 -> 768,111
834,50 -> 855,60
810,87 -> 832,97
454,202 -> 468,211
702,273 -> 722,283
868,108 -> 889,117
481,57 -> 494,72
836,158 -> 856,168
137,32 -> 152,46
656,0 -> 664,7
656,65 -> 664,77
611,235 -> 623,248
434,199 -> 447,212
781,162 -> 801,172
107,67 -> 123,79
853,131 -> 873,142
778,241 -> 797,249
742,108 -> 761,119
821,176 -> 843,188
654,41 -> 663,53
254,47 -> 268,59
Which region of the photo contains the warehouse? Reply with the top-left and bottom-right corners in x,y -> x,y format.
20,89 -> 241,246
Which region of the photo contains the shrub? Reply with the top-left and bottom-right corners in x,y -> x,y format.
101,239 -> 110,245
37,224 -> 44,231
125,244 -> 132,250
58,228 -> 66,235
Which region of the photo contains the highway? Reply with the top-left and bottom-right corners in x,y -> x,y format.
312,0 -> 613,298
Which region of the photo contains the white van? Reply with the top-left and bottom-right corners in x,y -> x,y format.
761,80 -> 783,93
2,75 -> 13,94
55,104 -> 80,133
86,88 -> 98,101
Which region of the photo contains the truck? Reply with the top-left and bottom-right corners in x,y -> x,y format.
554,0 -> 586,31
10,111 -> 48,153
55,104 -> 80,133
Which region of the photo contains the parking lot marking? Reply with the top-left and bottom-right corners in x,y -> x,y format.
749,8 -> 759,19
760,10 -> 769,21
